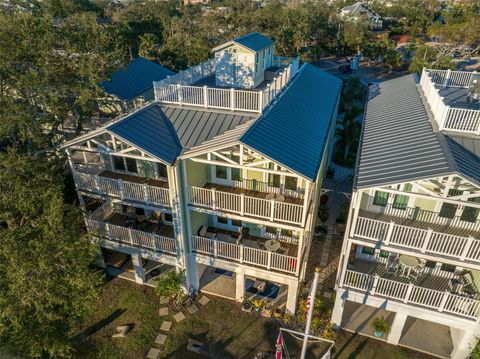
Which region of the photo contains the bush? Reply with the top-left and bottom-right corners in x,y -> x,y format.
372,317 -> 390,334
154,270 -> 185,306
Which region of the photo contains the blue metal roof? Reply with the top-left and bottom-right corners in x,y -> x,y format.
101,58 -> 175,102
240,64 -> 342,180
107,104 -> 182,165
234,32 -> 273,52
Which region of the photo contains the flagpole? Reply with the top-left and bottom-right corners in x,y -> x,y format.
300,266 -> 321,359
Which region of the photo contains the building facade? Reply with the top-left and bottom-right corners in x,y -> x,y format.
332,72 -> 480,358
62,34 -> 342,314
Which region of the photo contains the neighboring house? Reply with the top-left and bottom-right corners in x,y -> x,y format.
340,2 -> 383,29
212,32 -> 275,89
184,0 -> 210,5
332,71 -> 480,359
61,33 -> 342,314
100,57 -> 175,108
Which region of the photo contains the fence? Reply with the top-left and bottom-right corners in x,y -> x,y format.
343,270 -> 480,319
353,216 -> 480,263
86,218 -> 177,255
187,185 -> 305,225
191,235 -> 298,274
73,170 -> 170,207
421,69 -> 480,135
154,57 -> 300,113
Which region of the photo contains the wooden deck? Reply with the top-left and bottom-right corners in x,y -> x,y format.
106,212 -> 174,238
351,259 -> 453,292
359,210 -> 480,239
204,182 -> 303,205
197,226 -> 298,256
99,170 -> 169,189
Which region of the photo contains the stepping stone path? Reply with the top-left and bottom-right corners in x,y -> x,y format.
160,320 -> 172,332
186,304 -> 199,314
173,311 -> 186,323
158,307 -> 168,316
147,347 -> 160,359
159,296 -> 169,305
155,333 -> 168,346
198,296 -> 210,306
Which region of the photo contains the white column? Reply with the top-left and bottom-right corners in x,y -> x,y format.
286,280 -> 299,314
331,289 -> 345,327
235,271 -> 245,301
131,252 -> 145,284
387,312 -> 408,345
451,329 -> 480,359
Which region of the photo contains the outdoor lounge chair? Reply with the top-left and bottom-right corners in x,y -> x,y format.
198,225 -> 216,238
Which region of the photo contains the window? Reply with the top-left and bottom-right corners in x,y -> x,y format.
441,263 -> 456,273
266,226 -> 277,234
164,213 -> 173,222
379,250 -> 390,258
425,260 -> 436,269
113,156 -> 125,171
135,207 -> 145,215
217,216 -> 228,224
126,158 -> 138,173
393,194 -> 409,210
268,173 -> 280,188
439,202 -> 457,219
448,189 -> 463,197
361,246 -> 375,255
216,165 -> 228,179
373,191 -> 388,207
157,163 -> 168,179
285,176 -> 298,191
231,219 -> 242,228
461,206 -> 479,223
404,183 -> 413,192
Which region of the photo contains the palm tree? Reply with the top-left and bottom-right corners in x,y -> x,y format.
336,107 -> 363,160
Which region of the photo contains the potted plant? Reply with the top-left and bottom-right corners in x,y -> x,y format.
241,298 -> 253,313
261,302 -> 273,317
273,307 -> 283,318
253,299 -> 263,312
372,317 -> 389,338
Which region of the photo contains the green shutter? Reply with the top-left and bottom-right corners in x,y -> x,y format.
393,194 -> 409,210
373,191 -> 388,207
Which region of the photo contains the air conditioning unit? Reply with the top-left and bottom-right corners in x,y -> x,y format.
467,73 -> 480,103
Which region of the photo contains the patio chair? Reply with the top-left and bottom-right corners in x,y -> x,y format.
198,225 -> 216,239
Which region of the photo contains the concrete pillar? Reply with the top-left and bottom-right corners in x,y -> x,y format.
235,272 -> 245,301
286,280 -> 299,314
331,289 -> 345,327
131,252 -> 145,284
451,329 -> 479,359
387,312 -> 408,345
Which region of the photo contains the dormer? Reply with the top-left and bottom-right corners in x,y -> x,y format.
212,32 -> 274,89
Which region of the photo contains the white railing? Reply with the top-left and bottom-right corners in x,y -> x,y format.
154,57 -> 300,113
187,186 -> 305,225
343,270 -> 480,319
73,170 -> 170,207
191,235 -> 298,274
362,195 -> 480,232
354,216 -> 480,264
231,178 -> 304,199
86,218 -> 177,255
420,68 -> 480,135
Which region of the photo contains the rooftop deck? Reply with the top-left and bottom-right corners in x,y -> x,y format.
438,86 -> 480,110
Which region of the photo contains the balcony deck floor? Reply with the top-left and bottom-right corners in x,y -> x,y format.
204,182 -> 303,205
359,210 -> 480,239
99,170 -> 169,188
106,212 -> 175,238
437,85 -> 480,110
350,259 -> 452,292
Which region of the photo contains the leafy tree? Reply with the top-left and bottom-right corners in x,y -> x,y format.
0,150 -> 103,358
409,45 -> 455,74
384,48 -> 402,72
139,33 -> 158,60
154,270 -> 185,306
340,18 -> 372,55
336,107 -> 363,161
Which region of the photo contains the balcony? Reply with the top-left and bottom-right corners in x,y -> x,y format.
353,216 -> 480,265
342,259 -> 480,320
153,57 -> 300,113
191,226 -> 299,275
187,183 -> 308,226
86,201 -> 177,255
73,167 -> 170,207
420,69 -> 480,135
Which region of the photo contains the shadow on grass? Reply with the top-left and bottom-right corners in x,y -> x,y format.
346,338 -> 367,359
72,308 -> 127,340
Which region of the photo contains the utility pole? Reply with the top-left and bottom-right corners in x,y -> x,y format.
300,266 -> 321,359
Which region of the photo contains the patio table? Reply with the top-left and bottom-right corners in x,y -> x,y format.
265,239 -> 281,252
399,254 -> 420,277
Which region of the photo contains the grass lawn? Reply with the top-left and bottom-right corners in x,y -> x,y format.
72,279 -> 434,359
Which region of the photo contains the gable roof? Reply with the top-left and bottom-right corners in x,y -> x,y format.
240,64 -> 342,181
213,32 -> 273,53
341,2 -> 380,19
107,105 -> 182,165
355,74 -> 480,189
101,58 -> 175,102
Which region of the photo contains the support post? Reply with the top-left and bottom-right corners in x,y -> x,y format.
421,228 -> 433,253
131,252 -> 145,285
230,88 -> 235,111
387,312 -> 408,345
235,272 -> 245,301
203,85 -> 208,108
300,267 -> 321,359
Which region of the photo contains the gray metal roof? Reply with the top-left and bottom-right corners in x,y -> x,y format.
355,75 -> 453,188
160,105 -> 255,151
356,74 -> 480,189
